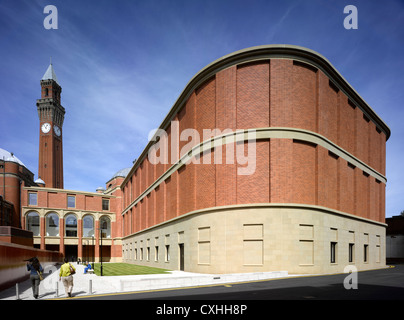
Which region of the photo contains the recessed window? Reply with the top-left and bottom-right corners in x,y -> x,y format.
65,214 -> 77,237
46,213 -> 59,236
26,211 -> 40,236
67,195 -> 75,208
100,216 -> 111,238
165,245 -> 170,262
330,242 -> 337,263
29,193 -> 38,206
349,243 -> 355,263
102,199 -> 109,211
364,244 -> 369,263
83,215 -> 94,237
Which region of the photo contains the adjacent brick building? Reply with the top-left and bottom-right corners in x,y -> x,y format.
1,64 -> 126,263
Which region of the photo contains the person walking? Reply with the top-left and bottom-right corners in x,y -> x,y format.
59,257 -> 76,297
26,257 -> 43,299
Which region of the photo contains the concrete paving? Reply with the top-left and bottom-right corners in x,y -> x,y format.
0,263 -> 292,300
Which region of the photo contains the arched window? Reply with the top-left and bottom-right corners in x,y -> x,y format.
100,216 -> 111,239
46,212 -> 59,236
26,211 -> 40,236
83,215 -> 94,237
65,214 -> 77,237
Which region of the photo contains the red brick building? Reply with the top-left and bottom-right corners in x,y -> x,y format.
120,45 -> 390,274
0,149 -> 37,228
1,45 -> 391,273
1,64 -> 126,262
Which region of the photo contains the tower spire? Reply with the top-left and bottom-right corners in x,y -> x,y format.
36,62 -> 65,189
41,61 -> 58,84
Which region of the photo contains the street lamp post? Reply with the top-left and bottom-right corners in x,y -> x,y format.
97,220 -> 104,276
91,236 -> 94,270
100,225 -> 103,276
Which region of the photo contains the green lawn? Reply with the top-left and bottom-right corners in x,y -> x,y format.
92,263 -> 170,276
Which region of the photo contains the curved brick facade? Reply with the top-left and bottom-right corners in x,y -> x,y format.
120,45 -> 389,274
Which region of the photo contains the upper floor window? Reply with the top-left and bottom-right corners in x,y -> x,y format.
29,193 -> 37,206
67,195 -> 75,208
102,199 -> 109,211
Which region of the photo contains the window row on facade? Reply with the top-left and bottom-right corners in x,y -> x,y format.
25,211 -> 111,238
27,192 -> 110,211
122,226 -> 383,267
299,225 -> 382,266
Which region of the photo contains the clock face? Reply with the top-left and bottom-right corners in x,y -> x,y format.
54,125 -> 61,136
41,122 -> 51,133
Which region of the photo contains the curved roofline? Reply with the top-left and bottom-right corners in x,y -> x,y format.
0,147 -> 26,167
121,44 -> 390,188
106,167 -> 131,184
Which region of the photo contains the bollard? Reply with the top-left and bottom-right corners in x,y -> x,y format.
88,279 -> 92,295
55,281 -> 58,298
16,283 -> 20,300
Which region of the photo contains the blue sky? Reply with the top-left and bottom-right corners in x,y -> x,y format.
0,0 -> 403,217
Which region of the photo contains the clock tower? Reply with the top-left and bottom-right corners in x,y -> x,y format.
36,62 -> 65,188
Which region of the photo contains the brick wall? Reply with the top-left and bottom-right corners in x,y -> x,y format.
121,55 -> 388,237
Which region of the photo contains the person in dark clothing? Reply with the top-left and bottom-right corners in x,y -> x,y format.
26,257 -> 44,299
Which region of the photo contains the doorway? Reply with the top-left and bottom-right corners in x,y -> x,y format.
65,245 -> 78,262
179,243 -> 184,271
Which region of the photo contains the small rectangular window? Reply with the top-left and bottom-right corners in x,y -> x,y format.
67,195 -> 75,208
102,199 -> 109,211
364,244 -> 369,263
330,242 -> 337,263
165,245 -> 170,262
155,246 -> 159,262
349,243 -> 355,263
29,193 -> 37,206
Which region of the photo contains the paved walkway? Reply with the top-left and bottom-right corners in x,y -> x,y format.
0,263 -> 291,300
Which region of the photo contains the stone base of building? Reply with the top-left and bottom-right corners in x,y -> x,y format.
122,204 -> 386,274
